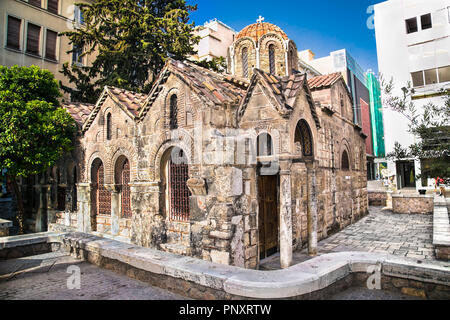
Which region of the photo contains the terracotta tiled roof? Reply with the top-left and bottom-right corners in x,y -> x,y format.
169,59 -> 248,105
62,102 -> 95,127
139,59 -> 249,120
253,69 -> 306,110
236,22 -> 289,42
106,86 -> 147,116
307,72 -> 343,90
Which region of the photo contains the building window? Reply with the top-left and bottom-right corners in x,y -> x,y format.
45,29 -> 57,60
169,94 -> 178,129
47,0 -> 59,14
294,120 -> 313,157
424,68 -> 438,85
342,150 -> 350,171
269,44 -> 276,75
340,93 -> 345,117
405,17 -> 418,34
411,71 -> 424,87
28,0 -> 42,8
72,45 -> 83,65
242,47 -> 249,78
26,23 -> 41,56
438,66 -> 450,83
6,16 -> 21,50
421,13 -> 432,30
106,113 -> 112,140
257,133 -> 273,157
74,5 -> 85,26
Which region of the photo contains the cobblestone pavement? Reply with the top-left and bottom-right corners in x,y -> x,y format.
329,287 -> 422,300
261,206 -> 449,270
0,252 -> 189,300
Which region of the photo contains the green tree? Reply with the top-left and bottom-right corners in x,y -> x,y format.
382,78 -> 450,180
61,0 -> 199,103
0,66 -> 76,234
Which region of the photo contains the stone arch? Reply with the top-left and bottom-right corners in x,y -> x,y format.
151,137 -> 193,182
259,34 -> 285,76
233,38 -> 257,78
110,147 -> 137,183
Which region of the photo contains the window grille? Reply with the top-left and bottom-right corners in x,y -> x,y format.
169,150 -> 189,221
269,44 -> 276,75
242,47 -> 249,78
120,160 -> 131,218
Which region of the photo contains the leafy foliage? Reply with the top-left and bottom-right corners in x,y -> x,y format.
60,0 -> 199,103
0,65 -> 76,233
381,77 -> 450,179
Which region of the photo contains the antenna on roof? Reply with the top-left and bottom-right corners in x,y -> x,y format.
257,16 -> 265,23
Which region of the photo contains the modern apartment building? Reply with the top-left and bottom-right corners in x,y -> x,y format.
0,0 -> 93,100
374,0 -> 450,189
192,19 -> 236,62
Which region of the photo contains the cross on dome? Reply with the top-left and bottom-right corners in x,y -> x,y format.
256,16 -> 265,23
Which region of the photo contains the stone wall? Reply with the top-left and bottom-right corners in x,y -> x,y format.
368,191 -> 388,206
392,195 -> 434,214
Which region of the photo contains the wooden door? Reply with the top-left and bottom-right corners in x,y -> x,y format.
258,174 -> 279,260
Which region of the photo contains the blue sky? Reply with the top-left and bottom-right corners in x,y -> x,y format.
187,0 -> 382,73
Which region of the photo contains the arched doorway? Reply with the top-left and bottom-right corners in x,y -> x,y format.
256,133 -> 279,260
91,159 -> 111,231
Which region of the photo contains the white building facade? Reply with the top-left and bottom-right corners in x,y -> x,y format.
192,19 -> 236,62
374,0 -> 450,190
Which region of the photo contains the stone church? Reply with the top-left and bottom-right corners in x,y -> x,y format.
21,21 -> 368,269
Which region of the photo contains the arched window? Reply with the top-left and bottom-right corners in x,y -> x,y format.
294,120 -> 313,157
342,150 -> 350,171
116,157 -> 131,218
242,47 -> 249,78
269,44 -> 276,75
106,113 -> 112,140
257,133 -> 273,157
169,94 -> 178,130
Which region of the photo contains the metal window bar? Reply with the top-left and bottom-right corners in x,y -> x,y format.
97,163 -> 111,215
169,158 -> 190,221
121,160 -> 132,218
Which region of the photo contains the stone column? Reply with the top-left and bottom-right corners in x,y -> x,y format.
306,161 -> 318,256
77,183 -> 91,233
279,160 -> 293,269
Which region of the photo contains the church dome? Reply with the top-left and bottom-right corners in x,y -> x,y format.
236,22 -> 289,43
